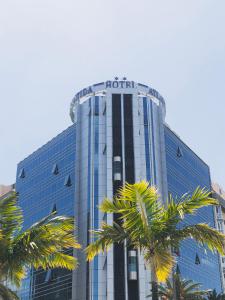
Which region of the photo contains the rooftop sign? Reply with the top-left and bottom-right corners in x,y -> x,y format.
73,80 -> 164,102
70,80 -> 165,122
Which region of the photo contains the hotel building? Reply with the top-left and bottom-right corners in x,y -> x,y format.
16,79 -> 222,299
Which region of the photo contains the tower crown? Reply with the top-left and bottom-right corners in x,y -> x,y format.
70,79 -> 165,122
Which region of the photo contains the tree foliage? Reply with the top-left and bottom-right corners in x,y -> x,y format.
156,274 -> 207,299
0,193 -> 81,299
204,289 -> 225,300
86,181 -> 225,283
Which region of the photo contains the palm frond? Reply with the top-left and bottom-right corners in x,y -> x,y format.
158,275 -> 207,300
161,188 -> 217,229
4,215 -> 81,286
0,282 -> 19,300
99,197 -> 122,213
177,187 -> 217,218
32,252 -> 78,270
87,181 -> 222,287
86,222 -> 128,261
117,182 -> 160,243
29,210 -> 57,228
117,181 -> 160,218
173,223 -> 225,255
161,195 -> 183,228
6,264 -> 26,288
0,193 -> 23,239
145,247 -> 174,283
158,281 -> 173,299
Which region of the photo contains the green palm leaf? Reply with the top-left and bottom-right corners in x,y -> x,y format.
173,223 -> 225,254
177,187 -> 218,218
86,222 -> 128,261
204,289 -> 225,299
0,193 -> 81,290
157,274 -> 207,300
145,247 -> 174,283
86,181 -> 225,285
0,193 -> 23,239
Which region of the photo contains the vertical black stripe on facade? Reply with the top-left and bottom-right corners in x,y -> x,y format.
112,94 -> 125,300
123,94 -> 135,183
123,94 -> 139,300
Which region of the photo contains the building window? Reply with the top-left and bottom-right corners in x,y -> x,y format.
45,270 -> 52,282
176,146 -> 183,158
103,144 -> 107,155
18,168 -> 25,179
102,102 -> 106,115
143,98 -> 151,181
52,203 -> 57,213
128,250 -> 137,280
103,212 -> 107,222
176,264 -> 181,275
113,156 -> 122,181
64,175 -> 72,187
52,163 -> 59,175
218,221 -> 223,232
94,97 -> 99,116
195,253 -> 201,265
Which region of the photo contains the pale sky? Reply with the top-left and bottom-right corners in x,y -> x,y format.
0,0 -> 225,189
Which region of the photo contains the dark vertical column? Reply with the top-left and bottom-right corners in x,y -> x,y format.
123,94 -> 135,183
123,94 -> 139,300
112,94 -> 125,300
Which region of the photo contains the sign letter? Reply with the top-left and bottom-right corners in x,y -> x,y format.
106,81 -> 112,88
112,81 -> 119,88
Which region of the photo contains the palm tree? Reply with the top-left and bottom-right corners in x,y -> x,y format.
85,181 -> 225,299
0,284 -> 19,300
0,193 -> 81,299
204,289 -> 225,300
156,273 -> 207,299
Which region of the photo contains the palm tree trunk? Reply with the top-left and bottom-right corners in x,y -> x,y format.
151,267 -> 159,300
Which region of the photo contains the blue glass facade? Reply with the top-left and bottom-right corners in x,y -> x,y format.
93,96 -> 99,299
164,125 -> 222,292
16,124 -> 76,300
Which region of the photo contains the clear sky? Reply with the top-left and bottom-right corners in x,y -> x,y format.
0,0 -> 225,189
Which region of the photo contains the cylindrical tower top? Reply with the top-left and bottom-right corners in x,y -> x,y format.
70,79 -> 166,122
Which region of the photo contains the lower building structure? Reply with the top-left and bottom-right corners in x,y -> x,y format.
15,79 -> 223,299
16,125 -> 76,300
